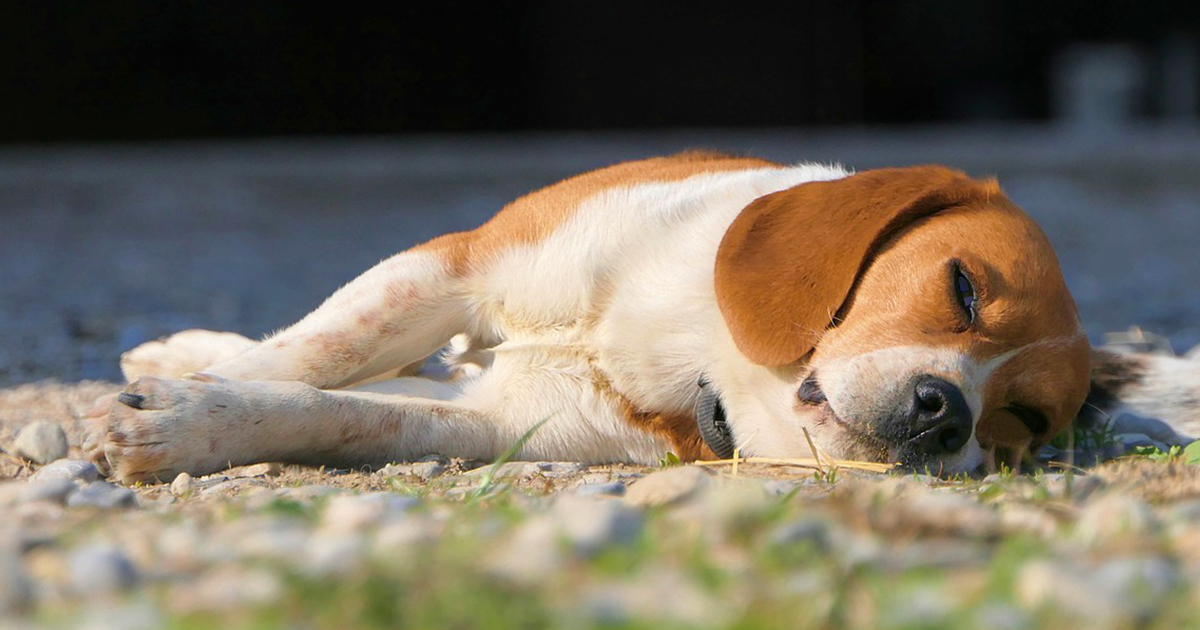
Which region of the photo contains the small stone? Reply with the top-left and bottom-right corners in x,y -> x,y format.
535,462 -> 588,477
224,462 -> 283,478
379,461 -> 447,481
999,504 -> 1058,538
0,545 -> 31,614
1018,555 -> 1177,621
69,545 -> 139,596
224,516 -> 312,563
575,481 -> 626,497
30,459 -> 99,483
485,517 -> 563,584
320,492 -> 419,534
170,472 -> 195,496
770,517 -> 833,552
879,584 -> 953,629
1074,492 -> 1158,546
276,484 -> 347,500
373,516 -> 441,556
624,466 -> 711,508
762,480 -> 798,496
170,566 -> 283,613
67,482 -> 138,509
554,495 -> 643,555
200,478 -> 267,497
902,490 -> 998,537
20,478 -> 76,504
303,534 -> 365,577
1093,556 -> 1178,615
1044,473 -> 1106,503
12,421 -> 69,465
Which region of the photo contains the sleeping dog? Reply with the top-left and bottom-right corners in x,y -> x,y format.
83,151 -> 1200,483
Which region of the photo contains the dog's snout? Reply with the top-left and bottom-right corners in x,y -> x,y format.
909,376 -> 972,455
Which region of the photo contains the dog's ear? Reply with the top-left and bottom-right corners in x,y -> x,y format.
715,165 -> 997,366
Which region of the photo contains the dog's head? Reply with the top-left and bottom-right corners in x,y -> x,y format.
714,166 -> 1090,472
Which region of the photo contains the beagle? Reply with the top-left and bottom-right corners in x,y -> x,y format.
84,151 -> 1200,483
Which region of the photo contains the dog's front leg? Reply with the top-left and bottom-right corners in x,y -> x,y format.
203,246 -> 474,389
100,373 -> 512,484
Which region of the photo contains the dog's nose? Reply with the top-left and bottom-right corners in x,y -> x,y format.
908,377 -> 972,455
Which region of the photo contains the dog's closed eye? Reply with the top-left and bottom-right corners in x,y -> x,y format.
950,260 -> 977,328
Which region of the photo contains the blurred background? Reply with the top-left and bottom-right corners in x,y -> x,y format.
1,1 -> 1199,385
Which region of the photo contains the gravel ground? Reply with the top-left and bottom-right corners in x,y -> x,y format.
2,126 -> 1200,628
4,382 -> 1200,629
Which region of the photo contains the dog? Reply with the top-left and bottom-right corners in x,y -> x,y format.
83,151 -> 1200,483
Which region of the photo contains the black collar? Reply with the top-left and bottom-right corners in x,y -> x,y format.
695,377 -> 735,459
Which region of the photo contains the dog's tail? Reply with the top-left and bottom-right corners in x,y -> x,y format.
1084,343 -> 1200,446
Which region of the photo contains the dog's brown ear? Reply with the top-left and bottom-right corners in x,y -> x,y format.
715,166 -> 997,366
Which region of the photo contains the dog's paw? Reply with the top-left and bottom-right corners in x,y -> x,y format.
100,374 -> 253,484
120,330 -> 258,382
81,392 -> 119,477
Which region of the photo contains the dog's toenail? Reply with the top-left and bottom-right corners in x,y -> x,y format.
117,393 -> 146,409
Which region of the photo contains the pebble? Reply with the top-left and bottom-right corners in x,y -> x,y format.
899,490 -> 999,538
320,492 -> 419,534
20,478 -> 76,505
574,481 -> 627,497
276,484 -> 347,500
302,533 -> 366,577
223,517 -> 312,563
200,478 -> 268,497
379,461 -> 447,481
1073,492 -> 1158,546
769,517 -> 833,552
67,482 -> 138,510
12,421 -> 69,464
486,517 -> 562,584
170,566 -> 282,613
0,545 -> 31,614
170,472 -> 195,496
624,466 -> 711,508
762,479 -> 798,496
1044,473 -> 1107,503
553,495 -> 643,555
1017,556 -> 1177,621
534,461 -> 588,477
373,516 -> 440,555
69,546 -> 139,596
223,462 -> 283,478
30,459 -> 99,483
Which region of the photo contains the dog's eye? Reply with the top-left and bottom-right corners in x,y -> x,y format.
952,264 -> 977,323
1007,405 -> 1048,435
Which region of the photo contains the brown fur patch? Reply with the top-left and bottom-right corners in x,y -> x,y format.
417,150 -> 778,275
587,361 -> 715,461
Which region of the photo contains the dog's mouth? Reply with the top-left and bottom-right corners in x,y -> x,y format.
796,373 -> 934,467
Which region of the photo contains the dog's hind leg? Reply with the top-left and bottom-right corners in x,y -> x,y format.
119,330 -> 259,382
200,241 -> 479,389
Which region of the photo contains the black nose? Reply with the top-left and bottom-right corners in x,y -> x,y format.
908,377 -> 973,456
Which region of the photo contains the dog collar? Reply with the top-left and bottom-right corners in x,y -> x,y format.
695,377 -> 735,459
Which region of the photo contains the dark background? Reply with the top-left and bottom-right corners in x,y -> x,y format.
2,2 -> 1200,386
4,1 -> 1200,143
